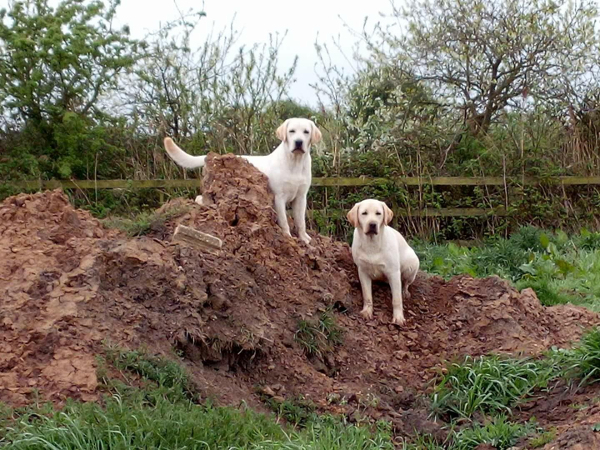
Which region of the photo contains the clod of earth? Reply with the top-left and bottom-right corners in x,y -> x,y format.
1,153 -> 598,442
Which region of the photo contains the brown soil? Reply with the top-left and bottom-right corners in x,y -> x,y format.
2,152 -> 600,447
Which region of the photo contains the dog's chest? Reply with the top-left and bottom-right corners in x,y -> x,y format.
279,173 -> 308,199
356,253 -> 388,280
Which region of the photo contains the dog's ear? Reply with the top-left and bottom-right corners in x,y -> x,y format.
382,202 -> 394,225
347,202 -> 361,228
310,121 -> 322,144
276,119 -> 289,142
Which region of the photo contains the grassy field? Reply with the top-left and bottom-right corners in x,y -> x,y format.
415,226 -> 600,312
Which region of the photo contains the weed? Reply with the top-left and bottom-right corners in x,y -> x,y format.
557,327 -> 600,385
450,416 -> 533,450
527,427 -> 557,448
431,355 -> 558,418
264,396 -> 317,427
294,311 -> 343,358
104,345 -> 196,401
402,433 -> 445,449
102,204 -> 190,237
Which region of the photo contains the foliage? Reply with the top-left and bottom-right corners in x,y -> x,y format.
430,327 -> 600,420
450,416 -> 534,450
102,203 -> 190,236
366,0 -> 600,136
416,227 -> 600,310
557,327 -> 600,385
294,311 -> 343,358
431,355 -> 559,418
2,0 -> 600,242
0,0 -> 141,179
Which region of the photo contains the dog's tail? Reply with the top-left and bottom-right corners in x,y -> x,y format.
164,137 -> 207,169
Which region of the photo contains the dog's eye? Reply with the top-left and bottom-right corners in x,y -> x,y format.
289,129 -> 295,133
376,212 -> 382,215
361,211 -> 368,215
303,129 -> 309,134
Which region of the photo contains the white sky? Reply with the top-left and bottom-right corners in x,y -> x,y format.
114,0 -> 394,106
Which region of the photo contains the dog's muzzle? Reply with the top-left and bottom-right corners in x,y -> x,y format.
366,222 -> 378,235
293,140 -> 304,153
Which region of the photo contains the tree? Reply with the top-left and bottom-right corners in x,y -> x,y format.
0,0 -> 142,178
370,0 -> 600,136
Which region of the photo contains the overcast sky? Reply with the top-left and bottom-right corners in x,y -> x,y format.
113,0 -> 394,106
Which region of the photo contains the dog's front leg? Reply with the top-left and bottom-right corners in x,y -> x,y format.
292,194 -> 311,244
274,195 -> 292,237
388,272 -> 405,326
358,268 -> 374,320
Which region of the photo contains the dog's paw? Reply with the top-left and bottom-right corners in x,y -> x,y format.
391,314 -> 406,326
299,233 -> 311,244
360,307 -> 373,320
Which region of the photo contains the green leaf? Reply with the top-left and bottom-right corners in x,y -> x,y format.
540,233 -> 551,249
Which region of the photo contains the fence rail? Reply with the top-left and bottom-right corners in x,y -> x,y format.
9,175 -> 600,191
7,175 -> 599,218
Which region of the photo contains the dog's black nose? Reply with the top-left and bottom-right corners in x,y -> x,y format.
294,139 -> 303,148
368,222 -> 377,232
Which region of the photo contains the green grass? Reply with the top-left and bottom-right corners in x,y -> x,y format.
2,326 -> 599,450
527,427 -> 557,448
415,226 -> 600,311
102,204 -> 190,237
0,347 -> 395,450
262,395 -> 317,427
431,327 -> 600,418
556,326 -> 600,385
104,345 -> 197,401
294,311 -> 343,358
431,355 -> 560,418
403,417 -> 535,450
450,416 -> 533,450
423,327 -> 600,449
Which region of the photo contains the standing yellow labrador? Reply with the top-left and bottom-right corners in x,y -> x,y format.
347,199 -> 420,325
163,118 -> 321,244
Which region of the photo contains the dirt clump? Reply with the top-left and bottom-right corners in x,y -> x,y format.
1,153 -> 599,443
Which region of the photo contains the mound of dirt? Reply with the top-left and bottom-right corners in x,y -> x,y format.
1,153 -> 599,442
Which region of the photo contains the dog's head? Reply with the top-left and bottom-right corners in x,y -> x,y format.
347,199 -> 393,236
276,117 -> 322,155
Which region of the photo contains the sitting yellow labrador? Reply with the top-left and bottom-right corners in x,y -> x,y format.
347,199 -> 420,325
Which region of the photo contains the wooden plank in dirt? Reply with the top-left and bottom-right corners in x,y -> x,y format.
172,224 -> 222,253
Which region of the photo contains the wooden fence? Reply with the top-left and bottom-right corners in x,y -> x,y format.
8,176 -> 600,218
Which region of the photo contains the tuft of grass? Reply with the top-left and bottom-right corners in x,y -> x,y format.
104,345 -> 196,401
431,355 -> 559,418
103,205 -> 190,237
527,427 -> 557,448
294,311 -> 343,358
450,416 -> 533,450
263,395 -> 317,427
402,433 -> 445,449
556,327 -> 600,385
